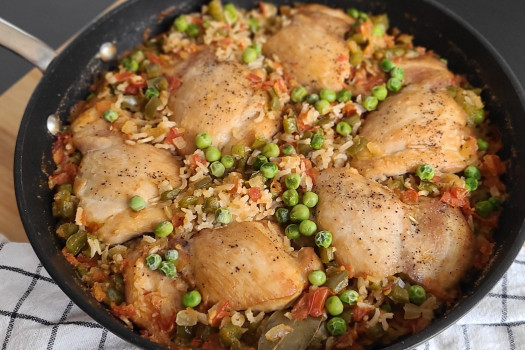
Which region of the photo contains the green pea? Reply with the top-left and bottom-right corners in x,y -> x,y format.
416,164 -> 435,181
262,143 -> 280,158
371,85 -> 388,101
253,155 -> 268,170
290,204 -> 310,222
103,109 -> 118,123
362,96 -> 378,111
390,66 -> 405,80
380,58 -> 395,72
145,87 -> 159,99
320,88 -> 337,103
302,191 -> 319,207
128,195 -> 146,211
372,24 -> 384,36
195,132 -> 212,149
464,165 -> 481,180
336,89 -> 352,103
285,224 -> 300,239
291,86 -> 308,102
160,261 -> 177,277
221,155 -> 234,169
65,230 -> 87,256
174,15 -> 188,32
308,270 -> 326,286
326,317 -> 347,336
223,3 -> 238,24
242,47 -> 258,64
282,189 -> 299,206
488,197 -> 501,210
315,99 -> 330,115
340,290 -> 359,305
165,249 -> 179,262
146,254 -> 162,270
275,208 -> 290,223
299,219 -> 317,236
154,221 -> 173,237
336,121 -> 352,136
186,24 -> 200,37
325,296 -> 344,316
215,208 -> 232,224
310,133 -> 324,150
475,200 -> 493,217
260,162 -> 278,179
347,8 -> 359,19
315,230 -> 332,248
387,78 -> 402,92
183,290 -> 202,308
408,285 -> 426,305
210,161 -> 226,177
477,138 -> 489,151
284,173 -> 301,190
249,18 -> 259,32
281,144 -> 294,155
473,109 -> 485,124
465,178 -> 479,192
306,93 -> 320,105
131,50 -> 145,63
121,58 -> 138,72
249,44 -> 261,55
205,146 -> 221,162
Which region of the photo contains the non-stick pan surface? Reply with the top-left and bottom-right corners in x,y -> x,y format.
14,0 -> 525,349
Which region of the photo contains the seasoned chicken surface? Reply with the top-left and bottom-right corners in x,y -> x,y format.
122,238 -> 187,347
263,5 -> 353,91
168,50 -> 279,155
71,105 -> 123,153
315,167 -> 474,299
190,221 -> 322,312
74,142 -> 181,244
396,55 -> 455,88
351,84 -> 476,179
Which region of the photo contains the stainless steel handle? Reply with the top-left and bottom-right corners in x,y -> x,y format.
0,18 -> 56,72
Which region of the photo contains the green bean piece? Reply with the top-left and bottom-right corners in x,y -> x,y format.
56,223 -> 79,239
160,188 -> 181,201
66,230 -> 88,256
223,3 -> 238,24
297,143 -> 313,155
203,196 -> 220,214
208,0 -> 224,21
231,144 -> 246,158
388,283 -> 409,304
320,247 -> 335,263
195,176 -> 213,189
219,322 -> 242,347
145,62 -> 161,78
186,24 -> 200,37
144,96 -> 161,119
177,326 -> 195,340
174,15 -> 189,32
183,290 -> 202,307
308,270 -> 327,286
103,109 -> 118,123
347,136 -> 368,156
283,116 -> 298,134
179,195 -> 198,208
269,88 -> 281,111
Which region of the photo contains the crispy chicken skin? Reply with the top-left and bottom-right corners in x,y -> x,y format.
190,221 -> 322,312
168,49 -> 279,155
263,5 -> 353,91
73,142 -> 181,244
122,238 -> 188,347
315,168 -> 474,299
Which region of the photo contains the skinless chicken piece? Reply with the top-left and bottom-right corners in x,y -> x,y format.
395,55 -> 455,88
74,142 -> 182,244
190,221 -> 322,312
315,167 -> 474,299
71,105 -> 123,153
263,5 -> 353,92
167,50 -> 279,155
351,84 -> 477,179
122,238 -> 188,347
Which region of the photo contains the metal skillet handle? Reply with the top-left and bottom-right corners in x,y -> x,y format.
0,18 -> 56,72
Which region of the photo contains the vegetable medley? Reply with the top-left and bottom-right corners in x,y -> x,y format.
48,1 -> 506,349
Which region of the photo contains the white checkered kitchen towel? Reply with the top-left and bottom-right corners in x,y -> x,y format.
0,240 -> 524,350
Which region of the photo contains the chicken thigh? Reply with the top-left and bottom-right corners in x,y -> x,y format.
168,49 -> 280,155
190,221 -> 322,311
263,5 -> 353,91
351,84 -> 476,179
315,167 -> 474,299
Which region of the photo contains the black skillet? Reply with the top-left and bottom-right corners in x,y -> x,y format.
12,0 -> 525,348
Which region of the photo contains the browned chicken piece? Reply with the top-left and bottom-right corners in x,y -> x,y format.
263,5 -> 353,92
74,142 -> 182,244
190,221 -> 322,312
396,55 -> 455,88
122,238 -> 188,347
167,50 -> 279,155
351,84 -> 477,179
315,167 -> 474,299
71,105 -> 123,153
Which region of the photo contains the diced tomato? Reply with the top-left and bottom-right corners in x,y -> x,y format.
202,334 -> 228,350
146,51 -> 161,65
168,75 -> 182,92
62,248 -> 80,267
248,187 -> 262,202
51,172 -> 73,186
482,154 -> 505,176
90,267 -> 108,283
273,78 -> 288,94
291,287 -> 332,320
191,154 -> 207,168
400,188 -> 419,204
114,71 -> 134,82
248,73 -> 262,83
172,215 -> 184,228
96,99 -> 112,113
165,127 -> 181,145
305,167 -> 319,185
209,301 -> 230,327
352,305 -> 373,322
473,236 -> 495,269
124,85 -> 140,95
337,54 -> 348,62
111,303 -> 137,318
76,254 -> 98,268
440,185 -> 468,208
